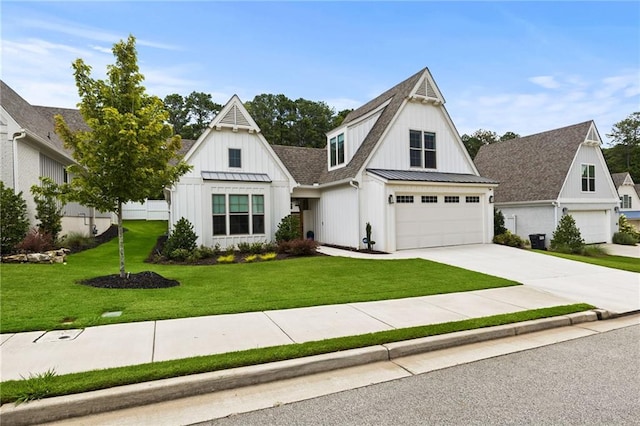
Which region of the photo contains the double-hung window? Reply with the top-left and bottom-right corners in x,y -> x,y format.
409,130 -> 436,169
621,195 -> 632,209
212,194 -> 265,236
330,133 -> 345,167
581,164 -> 595,192
229,148 -> 241,168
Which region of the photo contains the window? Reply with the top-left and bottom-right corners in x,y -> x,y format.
409,130 -> 436,169
396,195 -> 414,203
330,133 -> 345,167
621,195 -> 632,209
422,196 -> 438,203
581,164 -> 595,192
466,196 -> 480,203
212,194 -> 265,236
212,194 -> 226,235
444,196 -> 460,203
229,148 -> 241,168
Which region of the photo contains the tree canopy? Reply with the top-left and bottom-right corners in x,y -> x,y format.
603,112 -> 640,182
461,129 -> 520,159
55,35 -> 191,277
163,92 -> 222,140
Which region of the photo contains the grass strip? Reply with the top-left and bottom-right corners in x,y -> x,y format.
535,250 -> 640,273
0,303 -> 594,404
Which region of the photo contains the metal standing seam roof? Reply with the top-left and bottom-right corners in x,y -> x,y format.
201,171 -> 271,182
367,169 -> 498,184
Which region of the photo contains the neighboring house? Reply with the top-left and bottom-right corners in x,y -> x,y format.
474,121 -> 620,245
0,81 -> 112,236
611,172 -> 640,229
170,68 -> 498,252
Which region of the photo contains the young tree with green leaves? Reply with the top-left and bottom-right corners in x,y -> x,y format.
604,112 -> 640,182
31,177 -> 63,242
0,182 -> 29,254
54,35 -> 191,278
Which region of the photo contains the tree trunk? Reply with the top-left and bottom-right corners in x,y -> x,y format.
117,201 -> 126,278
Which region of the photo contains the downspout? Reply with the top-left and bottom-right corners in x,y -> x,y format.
552,201 -> 559,226
12,130 -> 26,193
350,180 -> 360,249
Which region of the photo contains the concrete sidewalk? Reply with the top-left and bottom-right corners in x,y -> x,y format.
0,286 -> 579,382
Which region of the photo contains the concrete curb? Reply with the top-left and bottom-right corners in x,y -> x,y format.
0,311 -> 603,426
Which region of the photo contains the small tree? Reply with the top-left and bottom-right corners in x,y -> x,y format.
550,214 -> 585,253
31,177 -> 63,242
275,215 -> 300,242
0,182 -> 30,254
54,35 -> 191,277
618,214 -> 640,241
494,208 -> 507,236
163,217 -> 198,259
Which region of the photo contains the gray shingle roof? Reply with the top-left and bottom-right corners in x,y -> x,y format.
474,121 -> 594,203
316,68 -> 428,184
367,169 -> 498,184
271,144 -> 326,185
611,172 -> 629,189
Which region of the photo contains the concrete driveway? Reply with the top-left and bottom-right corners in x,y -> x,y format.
399,244 -> 640,314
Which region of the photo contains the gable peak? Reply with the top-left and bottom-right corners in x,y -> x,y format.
408,70 -> 444,105
211,95 -> 259,133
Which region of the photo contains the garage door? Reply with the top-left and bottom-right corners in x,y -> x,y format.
570,210 -> 609,244
396,194 -> 484,249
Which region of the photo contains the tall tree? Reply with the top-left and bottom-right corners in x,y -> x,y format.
462,129 -> 520,159
163,92 -> 222,140
604,112 -> 640,182
54,35 -> 191,278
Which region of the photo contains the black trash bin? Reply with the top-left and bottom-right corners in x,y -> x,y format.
306,230 -> 314,241
529,234 -> 546,250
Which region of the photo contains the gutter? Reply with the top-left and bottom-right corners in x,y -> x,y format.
350,180 -> 361,248
11,130 -> 26,193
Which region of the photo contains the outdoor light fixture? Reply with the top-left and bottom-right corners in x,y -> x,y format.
614,206 -> 620,213
489,195 -> 494,203
388,194 -> 394,204
562,207 -> 568,215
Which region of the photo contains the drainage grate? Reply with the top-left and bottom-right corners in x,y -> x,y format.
36,329 -> 83,343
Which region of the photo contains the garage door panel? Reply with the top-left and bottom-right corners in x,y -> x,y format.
570,211 -> 608,244
395,194 -> 484,250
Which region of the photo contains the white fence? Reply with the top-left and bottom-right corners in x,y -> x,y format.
121,200 -> 169,221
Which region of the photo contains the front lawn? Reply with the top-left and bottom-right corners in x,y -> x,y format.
537,250 -> 640,273
0,221 -> 519,333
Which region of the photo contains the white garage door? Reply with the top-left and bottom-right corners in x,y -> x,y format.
396,194 -> 484,249
570,210 -> 609,244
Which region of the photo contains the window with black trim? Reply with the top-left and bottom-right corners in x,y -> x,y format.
444,196 -> 459,203
229,148 -> 241,168
396,195 -> 414,203
621,195 -> 632,209
212,194 -> 226,235
581,164 -> 595,192
409,130 -> 436,169
212,194 -> 265,236
330,133 -> 345,167
422,196 -> 438,203
252,195 -> 265,234
466,196 -> 480,203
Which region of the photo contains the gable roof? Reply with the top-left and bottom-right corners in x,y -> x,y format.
611,172 -> 632,188
474,121 -> 595,203
271,145 -> 326,185
1,80 -> 82,161
315,68 -> 428,184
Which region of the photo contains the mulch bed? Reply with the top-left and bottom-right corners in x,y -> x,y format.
80,271 -> 179,289
321,243 -> 388,255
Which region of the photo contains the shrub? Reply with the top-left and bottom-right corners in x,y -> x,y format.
260,252 -> 277,261
237,242 -> 251,253
618,215 -> 640,242
244,254 -> 258,263
17,229 -> 54,253
250,241 -> 267,254
163,217 -> 198,258
275,215 -> 300,242
278,238 -> 318,256
0,181 -> 29,255
550,214 -> 584,254
61,232 -> 95,251
494,208 -> 507,236
492,231 -> 525,248
224,244 -> 235,255
612,232 -> 638,246
217,254 -> 235,264
169,248 -> 191,261
31,177 -> 63,243
581,244 -> 608,257
195,245 -> 217,259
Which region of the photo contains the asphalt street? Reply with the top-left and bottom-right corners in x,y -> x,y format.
199,325 -> 640,426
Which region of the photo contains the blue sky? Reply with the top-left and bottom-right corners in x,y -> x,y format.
2,1 -> 638,144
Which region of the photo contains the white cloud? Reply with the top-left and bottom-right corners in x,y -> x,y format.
529,75 -> 561,89
323,97 -> 363,112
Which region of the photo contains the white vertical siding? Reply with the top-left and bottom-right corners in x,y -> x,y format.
171,179 -> 203,244
361,177 -> 388,251
17,142 -> 40,225
498,205 -> 557,246
318,185 -> 359,248
559,144 -> 618,200
327,111 -> 383,169
368,102 -> 475,174
1,130 -> 14,188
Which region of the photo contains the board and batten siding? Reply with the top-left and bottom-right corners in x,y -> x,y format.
558,144 -> 617,201
361,176 -> 388,251
498,205 -> 556,246
327,110 -> 383,169
318,185 -> 359,248
171,178 -> 203,244
367,102 -> 474,174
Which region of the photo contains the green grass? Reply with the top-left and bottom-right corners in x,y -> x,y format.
0,221 -> 520,333
537,250 -> 640,273
0,303 -> 594,404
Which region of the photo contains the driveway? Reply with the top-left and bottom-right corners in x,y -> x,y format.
398,244 -> 639,314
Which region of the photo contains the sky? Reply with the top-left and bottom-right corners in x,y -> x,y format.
2,1 -> 639,145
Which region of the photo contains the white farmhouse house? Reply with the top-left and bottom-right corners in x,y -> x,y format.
475,122 -> 620,245
611,172 -> 640,229
169,68 -> 498,252
0,81 -> 112,236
